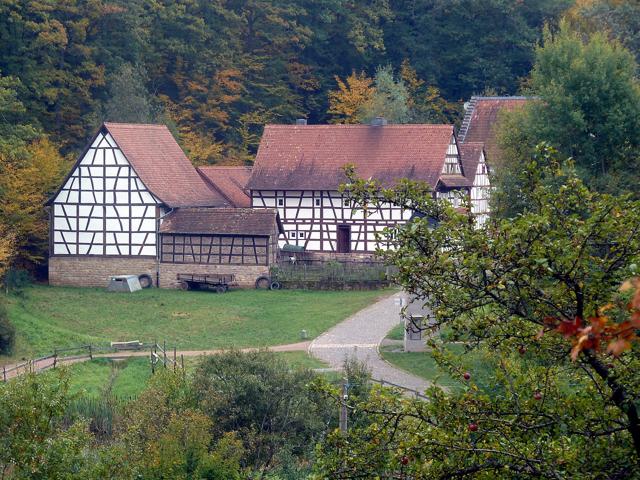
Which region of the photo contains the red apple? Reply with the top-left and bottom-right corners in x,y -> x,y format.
463,372 -> 471,380
401,456 -> 409,465
534,391 -> 542,401
468,423 -> 478,432
518,346 -> 526,355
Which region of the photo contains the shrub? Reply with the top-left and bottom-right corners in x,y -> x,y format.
4,268 -> 32,294
0,301 -> 15,355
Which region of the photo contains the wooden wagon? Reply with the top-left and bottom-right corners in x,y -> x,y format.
177,273 -> 237,293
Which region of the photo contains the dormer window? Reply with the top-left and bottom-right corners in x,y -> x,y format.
278,198 -> 284,207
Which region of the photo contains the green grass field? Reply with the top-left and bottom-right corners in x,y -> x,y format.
64,351 -> 328,399
385,323 -> 405,341
380,343 -> 494,391
3,285 -> 390,363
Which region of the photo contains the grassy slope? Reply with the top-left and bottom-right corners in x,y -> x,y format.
65,352 -> 328,399
4,286 -> 389,362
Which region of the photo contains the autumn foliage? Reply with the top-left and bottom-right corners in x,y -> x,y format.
546,278 -> 640,360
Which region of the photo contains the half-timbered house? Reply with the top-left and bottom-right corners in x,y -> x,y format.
47,123 -> 281,288
460,143 -> 490,226
455,96 -> 532,224
247,122 -> 470,255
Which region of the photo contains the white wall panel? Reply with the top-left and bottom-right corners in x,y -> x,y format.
52,130 -> 159,257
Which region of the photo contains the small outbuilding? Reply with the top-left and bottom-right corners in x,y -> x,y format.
158,207 -> 284,288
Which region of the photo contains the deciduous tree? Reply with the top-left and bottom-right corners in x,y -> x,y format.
315,145 -> 640,478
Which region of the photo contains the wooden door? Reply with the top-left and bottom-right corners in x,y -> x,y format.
336,225 -> 351,253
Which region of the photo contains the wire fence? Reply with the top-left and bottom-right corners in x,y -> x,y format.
2,341 -> 182,382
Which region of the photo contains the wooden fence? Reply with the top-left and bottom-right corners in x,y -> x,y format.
2,341 -> 182,382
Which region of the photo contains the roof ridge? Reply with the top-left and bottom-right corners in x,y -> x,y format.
264,123 -> 454,128
197,165 -> 252,169
104,122 -> 169,128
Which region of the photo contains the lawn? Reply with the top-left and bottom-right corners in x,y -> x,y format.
66,357 -> 151,399
64,351 -> 329,400
385,323 -> 405,341
3,285 -> 390,363
380,343 -> 495,391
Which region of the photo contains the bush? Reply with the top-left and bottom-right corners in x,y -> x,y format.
192,350 -> 334,476
0,301 -> 15,355
4,268 -> 32,294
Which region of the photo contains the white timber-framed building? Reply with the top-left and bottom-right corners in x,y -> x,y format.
46,97 -> 526,287
247,122 -> 471,255
47,123 -> 281,288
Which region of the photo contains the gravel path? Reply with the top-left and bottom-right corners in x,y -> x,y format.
309,291 -> 431,394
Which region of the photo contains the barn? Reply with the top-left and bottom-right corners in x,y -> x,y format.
47,123 -> 281,288
247,120 -> 471,256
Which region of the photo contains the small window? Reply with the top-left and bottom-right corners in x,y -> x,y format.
315,198 -> 321,207
344,199 -> 351,207
298,232 -> 306,239
288,231 -> 296,239
278,198 -> 284,207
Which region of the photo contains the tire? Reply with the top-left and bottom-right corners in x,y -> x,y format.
269,281 -> 281,291
255,276 -> 271,289
138,274 -> 153,288
215,284 -> 228,293
178,281 -> 190,291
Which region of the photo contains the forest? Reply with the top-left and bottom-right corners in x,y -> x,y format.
0,0 -> 574,162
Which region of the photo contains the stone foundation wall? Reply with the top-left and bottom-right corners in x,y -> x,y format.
49,256 -> 157,288
49,256 -> 271,289
158,263 -> 269,289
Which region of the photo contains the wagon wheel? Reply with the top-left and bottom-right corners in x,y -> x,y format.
215,284 -> 228,293
178,281 -> 190,291
255,276 -> 271,289
138,274 -> 153,288
269,281 -> 281,291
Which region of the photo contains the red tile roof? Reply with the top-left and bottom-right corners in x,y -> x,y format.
247,124 -> 461,191
459,142 -> 485,184
197,166 -> 252,207
458,97 -> 530,162
159,208 -> 283,236
104,123 -> 228,208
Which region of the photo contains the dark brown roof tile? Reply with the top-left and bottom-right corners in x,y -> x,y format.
159,208 -> 283,236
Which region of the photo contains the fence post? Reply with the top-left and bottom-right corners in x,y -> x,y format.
150,348 -> 155,375
340,380 -> 348,434
53,349 -> 57,369
88,344 -> 93,360
163,340 -> 167,368
3,365 -> 6,382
